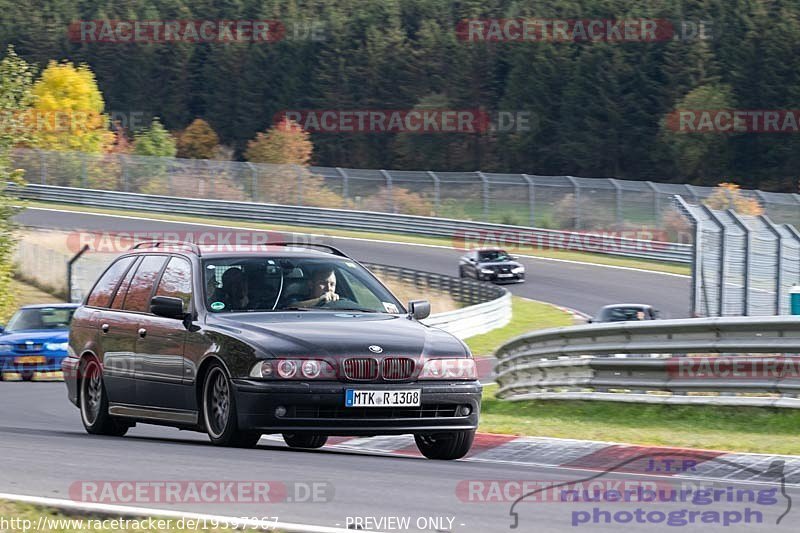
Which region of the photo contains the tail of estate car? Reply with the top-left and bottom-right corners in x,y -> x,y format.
64,241 -> 481,460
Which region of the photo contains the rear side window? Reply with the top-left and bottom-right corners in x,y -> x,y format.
122,256 -> 168,313
111,257 -> 142,309
155,257 -> 193,311
86,256 -> 136,308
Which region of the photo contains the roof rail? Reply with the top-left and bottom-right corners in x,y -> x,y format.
131,241 -> 203,256
259,242 -> 348,257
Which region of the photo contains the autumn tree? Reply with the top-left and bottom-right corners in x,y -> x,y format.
30,61 -> 111,153
0,46 -> 35,318
245,119 -> 342,207
704,182 -> 763,215
134,118 -> 177,157
176,118 -> 219,159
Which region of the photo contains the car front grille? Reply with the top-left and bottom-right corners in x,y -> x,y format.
15,343 -> 44,352
288,404 -> 461,419
343,358 -> 379,381
382,357 -> 415,380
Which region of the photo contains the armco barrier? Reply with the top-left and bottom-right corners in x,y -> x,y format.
12,184 -> 692,263
494,316 -> 800,407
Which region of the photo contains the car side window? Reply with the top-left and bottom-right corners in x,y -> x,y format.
122,256 -> 168,313
86,256 -> 136,308
110,257 -> 142,309
155,257 -> 192,311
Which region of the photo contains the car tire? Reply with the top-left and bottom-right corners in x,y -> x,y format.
80,358 -> 129,437
414,429 -> 475,460
202,363 -> 260,448
282,433 -> 328,449
21,370 -> 34,381
458,266 -> 465,278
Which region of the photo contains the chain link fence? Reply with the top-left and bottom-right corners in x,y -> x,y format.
12,149 -> 800,238
675,196 -> 800,317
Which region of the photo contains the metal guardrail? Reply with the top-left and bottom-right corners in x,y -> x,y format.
365,263 -> 511,341
13,148 -> 800,231
494,316 -> 800,407
12,184 -> 693,263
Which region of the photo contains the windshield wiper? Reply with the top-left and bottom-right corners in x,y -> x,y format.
328,307 -> 381,313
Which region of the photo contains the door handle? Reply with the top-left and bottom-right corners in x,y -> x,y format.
101,323 -> 109,333
138,328 -> 147,338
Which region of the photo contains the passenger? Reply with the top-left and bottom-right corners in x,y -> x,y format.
212,267 -> 250,310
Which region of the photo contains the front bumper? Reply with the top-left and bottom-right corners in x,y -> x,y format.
0,353 -> 66,373
480,271 -> 525,283
62,356 -> 80,406
232,379 -> 482,436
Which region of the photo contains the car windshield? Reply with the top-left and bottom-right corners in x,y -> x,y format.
601,307 -> 649,322
203,256 -> 404,314
478,250 -> 511,262
4,308 -> 75,332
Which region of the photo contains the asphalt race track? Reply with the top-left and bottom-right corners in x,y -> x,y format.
0,206 -> 720,533
0,384 -> 796,532
15,207 -> 690,318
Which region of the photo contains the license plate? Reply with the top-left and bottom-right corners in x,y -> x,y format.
345,389 -> 421,407
498,273 -> 513,278
14,356 -> 46,364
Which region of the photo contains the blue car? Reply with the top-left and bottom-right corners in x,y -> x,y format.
0,303 -> 78,381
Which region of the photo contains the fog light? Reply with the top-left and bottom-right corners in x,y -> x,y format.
460,405 -> 472,416
275,406 -> 287,418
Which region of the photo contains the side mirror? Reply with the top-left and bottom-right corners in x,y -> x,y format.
408,300 -> 431,320
587,318 -> 593,324
150,296 -> 186,319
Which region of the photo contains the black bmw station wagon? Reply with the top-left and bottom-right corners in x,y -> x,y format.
63,242 -> 481,459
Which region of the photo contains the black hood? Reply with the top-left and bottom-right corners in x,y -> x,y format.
207,312 -> 469,359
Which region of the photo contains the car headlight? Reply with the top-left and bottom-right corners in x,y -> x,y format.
512,266 -> 525,274
0,343 -> 12,352
480,268 -> 494,274
250,359 -> 335,380
45,342 -> 69,352
419,358 -> 477,380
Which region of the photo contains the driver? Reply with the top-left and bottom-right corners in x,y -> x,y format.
293,268 -> 339,307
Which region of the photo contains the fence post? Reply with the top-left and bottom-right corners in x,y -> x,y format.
701,204 -> 726,316
205,160 -> 214,197
566,176 -> 581,230
37,149 -> 46,185
760,215 -> 783,315
245,162 -> 257,201
120,154 -> 128,192
646,181 -> 661,225
294,165 -> 303,205
336,167 -> 349,208
673,195 -> 700,316
427,171 -> 441,216
477,171 -> 489,221
728,210 -> 751,316
522,174 -> 535,226
67,245 -> 90,303
609,178 -> 623,227
80,152 -> 88,188
380,169 -> 393,212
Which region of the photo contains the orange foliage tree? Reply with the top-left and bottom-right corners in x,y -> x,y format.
704,182 -> 763,215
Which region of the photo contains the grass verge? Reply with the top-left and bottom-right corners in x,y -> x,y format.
0,500 -> 268,532
479,384 -> 800,455
465,297 -> 573,356
24,201 -> 689,276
